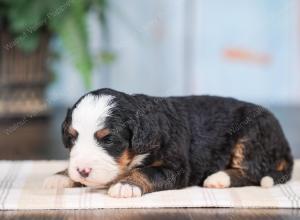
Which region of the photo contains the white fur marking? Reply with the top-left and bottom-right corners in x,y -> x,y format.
72,94 -> 115,133
43,174 -> 74,189
203,171 -> 231,188
128,153 -> 149,170
108,182 -> 142,198
68,94 -> 120,187
260,176 -> 274,188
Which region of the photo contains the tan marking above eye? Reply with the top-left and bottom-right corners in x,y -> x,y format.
68,127 -> 78,137
95,128 -> 111,139
151,160 -> 163,167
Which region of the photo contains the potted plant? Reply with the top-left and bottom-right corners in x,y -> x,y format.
0,0 -> 109,118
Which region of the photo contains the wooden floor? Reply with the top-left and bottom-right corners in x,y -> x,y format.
0,105 -> 299,219
1,208 -> 300,220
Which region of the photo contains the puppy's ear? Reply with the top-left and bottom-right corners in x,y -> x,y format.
128,111 -> 161,154
61,108 -> 72,148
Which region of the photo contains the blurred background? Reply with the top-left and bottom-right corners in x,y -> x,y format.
0,0 -> 299,160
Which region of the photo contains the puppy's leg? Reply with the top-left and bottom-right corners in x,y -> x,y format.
43,169 -> 76,189
204,124 -> 293,189
108,167 -> 182,198
203,169 -> 257,188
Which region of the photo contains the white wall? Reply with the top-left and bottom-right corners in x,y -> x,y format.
108,0 -> 186,96
48,0 -> 300,106
191,0 -> 300,105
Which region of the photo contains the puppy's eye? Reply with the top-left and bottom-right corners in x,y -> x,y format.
95,128 -> 114,145
69,135 -> 77,145
68,127 -> 78,146
101,134 -> 113,144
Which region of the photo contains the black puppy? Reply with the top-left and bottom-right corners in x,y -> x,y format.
44,88 -> 293,198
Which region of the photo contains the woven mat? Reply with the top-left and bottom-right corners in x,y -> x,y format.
0,160 -> 299,210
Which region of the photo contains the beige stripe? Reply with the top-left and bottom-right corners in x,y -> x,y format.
18,162 -> 54,209
230,189 -> 243,207
209,190 -> 219,206
0,163 -> 16,204
54,188 -> 65,209
233,187 -> 279,208
0,163 -> 20,209
280,184 -> 300,208
201,188 -> 209,205
17,161 -> 67,209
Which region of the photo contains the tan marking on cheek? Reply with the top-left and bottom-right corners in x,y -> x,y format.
120,169 -> 153,193
231,138 -> 246,170
276,160 -> 287,171
117,149 -> 134,172
95,128 -> 110,139
68,127 -> 78,137
151,160 -> 163,167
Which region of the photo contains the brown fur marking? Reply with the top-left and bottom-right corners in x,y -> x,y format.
120,169 -> 153,193
68,127 -> 78,137
151,160 -> 163,167
231,138 -> 246,170
95,128 -> 110,139
276,160 -> 287,171
117,149 -> 134,172
56,169 -> 69,176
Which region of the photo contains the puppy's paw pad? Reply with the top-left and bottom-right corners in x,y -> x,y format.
108,182 -> 142,198
43,175 -> 74,189
203,171 -> 230,188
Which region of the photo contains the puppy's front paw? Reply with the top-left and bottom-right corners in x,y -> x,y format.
203,171 -> 230,188
108,182 -> 142,198
43,174 -> 74,189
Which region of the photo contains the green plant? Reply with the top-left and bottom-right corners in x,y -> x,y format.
0,0 -> 109,88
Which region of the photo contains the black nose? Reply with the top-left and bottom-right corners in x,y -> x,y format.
77,167 -> 92,178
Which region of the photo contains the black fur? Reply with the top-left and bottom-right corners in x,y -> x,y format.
62,88 -> 294,194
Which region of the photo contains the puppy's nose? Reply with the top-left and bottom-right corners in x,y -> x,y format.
77,167 -> 92,178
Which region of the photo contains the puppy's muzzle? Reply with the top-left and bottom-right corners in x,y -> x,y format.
77,167 -> 92,178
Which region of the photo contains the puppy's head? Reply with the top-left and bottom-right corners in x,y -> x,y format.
62,89 -> 161,187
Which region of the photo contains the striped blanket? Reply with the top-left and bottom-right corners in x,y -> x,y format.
0,160 -> 299,210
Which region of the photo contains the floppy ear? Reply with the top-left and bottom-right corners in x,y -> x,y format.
61,108 -> 73,148
129,111 -> 161,154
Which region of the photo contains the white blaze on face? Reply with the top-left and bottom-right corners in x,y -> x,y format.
68,94 -> 119,187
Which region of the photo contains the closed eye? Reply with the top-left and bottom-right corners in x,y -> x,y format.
101,134 -> 113,144
69,135 -> 77,145
65,127 -> 78,148
95,128 -> 113,144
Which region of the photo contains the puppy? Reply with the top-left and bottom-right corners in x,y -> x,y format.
44,88 -> 293,198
